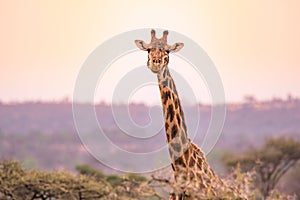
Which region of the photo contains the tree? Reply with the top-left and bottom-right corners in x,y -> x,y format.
224,137 -> 300,197
76,164 -> 105,181
0,160 -> 25,199
76,164 -> 157,199
0,160 -> 112,199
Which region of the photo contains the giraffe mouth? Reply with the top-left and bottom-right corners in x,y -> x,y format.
150,68 -> 160,73
147,64 -> 160,73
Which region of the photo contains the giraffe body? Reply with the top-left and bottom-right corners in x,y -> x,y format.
135,30 -> 243,199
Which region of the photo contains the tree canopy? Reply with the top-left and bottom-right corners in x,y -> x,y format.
224,137 -> 300,197
0,160 -> 112,200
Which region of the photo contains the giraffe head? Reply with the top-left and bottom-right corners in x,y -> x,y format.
135,30 -> 184,73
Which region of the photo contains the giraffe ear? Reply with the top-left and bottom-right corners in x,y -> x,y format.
169,42 -> 184,53
134,40 -> 149,51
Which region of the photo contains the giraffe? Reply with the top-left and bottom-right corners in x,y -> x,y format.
135,30 -> 243,199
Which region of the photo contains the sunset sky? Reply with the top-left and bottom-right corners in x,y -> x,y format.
0,1 -> 299,104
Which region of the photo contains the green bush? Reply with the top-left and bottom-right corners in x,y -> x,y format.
1,160 -> 297,199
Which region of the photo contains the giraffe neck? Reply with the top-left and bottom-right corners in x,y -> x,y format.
157,66 -> 190,163
157,67 -> 240,199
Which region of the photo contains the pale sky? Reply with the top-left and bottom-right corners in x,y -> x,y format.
0,1 -> 300,104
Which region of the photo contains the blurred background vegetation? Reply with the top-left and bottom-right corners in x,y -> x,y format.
0,98 -> 299,199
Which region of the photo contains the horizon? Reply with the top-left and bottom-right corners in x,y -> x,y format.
0,93 -> 299,106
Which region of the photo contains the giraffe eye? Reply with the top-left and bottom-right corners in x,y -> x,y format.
166,50 -> 170,54
164,56 -> 169,63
